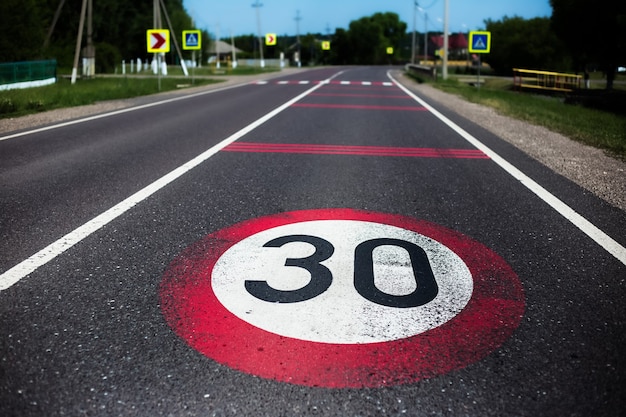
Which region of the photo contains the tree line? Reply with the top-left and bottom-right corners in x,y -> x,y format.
1,0 -> 624,87
0,0 -> 194,72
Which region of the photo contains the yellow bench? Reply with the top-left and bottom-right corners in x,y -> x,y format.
513,68 -> 581,92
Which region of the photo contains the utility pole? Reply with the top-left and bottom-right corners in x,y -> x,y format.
424,12 -> 428,64
442,0 -> 449,79
252,0 -> 265,68
43,0 -> 66,49
231,31 -> 238,69
153,0 -> 161,76
216,24 -> 221,69
411,1 -> 417,64
71,0 -> 88,84
294,10 -> 301,67
85,0 -> 94,77
158,0 -> 188,76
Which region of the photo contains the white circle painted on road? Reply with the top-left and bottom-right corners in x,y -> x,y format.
212,220 -> 473,344
160,208 -> 525,388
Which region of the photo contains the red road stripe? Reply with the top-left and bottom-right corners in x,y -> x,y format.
309,93 -> 411,99
223,142 -> 489,159
292,103 -> 427,111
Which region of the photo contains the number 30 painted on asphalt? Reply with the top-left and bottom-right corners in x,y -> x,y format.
245,234 -> 439,308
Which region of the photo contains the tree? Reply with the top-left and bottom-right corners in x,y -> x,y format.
331,12 -> 407,65
484,16 -> 571,75
0,0 -> 45,62
551,0 -> 626,89
329,29 -> 351,65
0,0 -> 196,69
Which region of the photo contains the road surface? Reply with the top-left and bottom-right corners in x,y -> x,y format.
1,66 -> 625,416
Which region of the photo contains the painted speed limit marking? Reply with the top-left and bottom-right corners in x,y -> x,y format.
212,220 -> 473,344
160,209 -> 524,388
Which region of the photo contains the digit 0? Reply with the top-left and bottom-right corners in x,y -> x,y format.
354,238 -> 438,308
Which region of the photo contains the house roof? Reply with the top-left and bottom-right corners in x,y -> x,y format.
430,33 -> 468,49
207,40 -> 243,54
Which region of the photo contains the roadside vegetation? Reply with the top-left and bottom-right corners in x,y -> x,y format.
408,72 -> 626,159
0,64 -> 282,118
0,75 -> 222,119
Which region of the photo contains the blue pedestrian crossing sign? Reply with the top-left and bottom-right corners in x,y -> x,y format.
183,30 -> 201,50
468,31 -> 491,53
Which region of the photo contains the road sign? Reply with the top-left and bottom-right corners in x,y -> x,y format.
265,33 -> 277,46
183,30 -> 201,50
160,209 -> 524,388
147,29 -> 170,53
321,41 -> 331,50
469,31 -> 491,53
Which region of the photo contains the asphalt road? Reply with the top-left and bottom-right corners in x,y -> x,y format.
1,66 -> 625,416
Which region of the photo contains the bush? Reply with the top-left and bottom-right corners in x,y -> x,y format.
95,42 -> 122,74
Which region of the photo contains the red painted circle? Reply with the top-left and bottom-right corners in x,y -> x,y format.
159,209 -> 524,388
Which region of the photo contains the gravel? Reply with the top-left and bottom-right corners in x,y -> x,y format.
2,69 -> 624,213
394,71 -> 626,213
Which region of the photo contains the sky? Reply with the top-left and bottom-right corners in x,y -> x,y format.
182,0 -> 553,37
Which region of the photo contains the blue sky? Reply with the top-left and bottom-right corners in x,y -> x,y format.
182,0 -> 552,37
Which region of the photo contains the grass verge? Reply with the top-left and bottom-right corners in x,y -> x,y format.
0,76 -> 222,119
415,74 -> 626,159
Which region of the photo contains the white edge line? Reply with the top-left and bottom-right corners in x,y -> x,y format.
0,80 -> 264,142
0,70 -> 345,290
388,70 -> 626,266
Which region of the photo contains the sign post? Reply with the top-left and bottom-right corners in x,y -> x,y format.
183,30 -> 201,84
147,29 -> 170,91
468,31 -> 491,89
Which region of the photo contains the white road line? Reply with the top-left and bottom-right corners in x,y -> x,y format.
0,71 -> 345,291
387,71 -> 626,266
0,81 -> 259,143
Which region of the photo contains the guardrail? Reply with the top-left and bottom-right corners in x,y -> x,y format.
0,60 -> 57,91
405,64 -> 437,80
513,68 -> 581,92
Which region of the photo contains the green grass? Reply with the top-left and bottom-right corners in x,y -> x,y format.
0,65 -> 281,119
0,75 -> 222,119
426,75 -> 626,159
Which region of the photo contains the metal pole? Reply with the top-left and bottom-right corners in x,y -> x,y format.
477,55 -> 481,91
442,0 -> 449,80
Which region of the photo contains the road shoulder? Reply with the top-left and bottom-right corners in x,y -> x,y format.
393,70 -> 626,213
